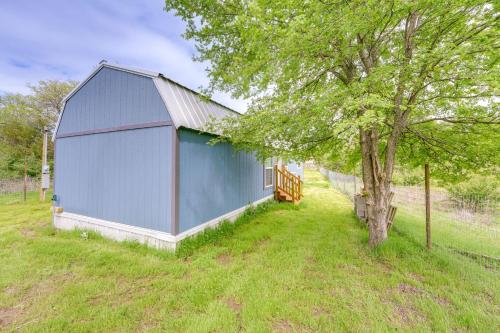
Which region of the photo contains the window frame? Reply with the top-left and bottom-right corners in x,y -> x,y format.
263,158 -> 274,189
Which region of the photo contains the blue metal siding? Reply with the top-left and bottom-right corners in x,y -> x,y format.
54,126 -> 172,232
57,67 -> 170,135
54,67 -> 174,233
287,161 -> 304,179
178,129 -> 274,233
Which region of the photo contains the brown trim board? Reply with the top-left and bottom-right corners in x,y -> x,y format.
56,120 -> 174,139
170,127 -> 179,235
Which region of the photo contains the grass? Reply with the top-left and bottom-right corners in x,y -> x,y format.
175,200 -> 300,258
0,170 -> 499,332
394,204 -> 500,258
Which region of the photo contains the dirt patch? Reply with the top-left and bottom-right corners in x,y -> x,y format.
0,307 -> 21,327
225,296 -> 242,312
3,286 -> 20,296
384,296 -> 426,327
433,294 -> 451,306
393,303 -> 425,324
481,290 -> 495,304
222,296 -> 243,331
302,266 -> 327,281
87,295 -> 102,306
302,258 -> 327,280
272,320 -> 293,333
312,306 -> 329,317
335,263 -> 363,275
20,228 -> 36,238
216,253 -> 232,266
384,284 -> 428,327
0,273 -> 73,328
396,283 -> 423,296
390,282 -> 451,309
255,238 -> 270,249
306,256 -> 318,265
407,272 -> 424,282
37,220 -> 49,227
25,272 -> 74,301
379,261 -> 393,273
136,313 -> 160,332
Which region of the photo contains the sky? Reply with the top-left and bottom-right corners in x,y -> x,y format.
0,0 -> 247,112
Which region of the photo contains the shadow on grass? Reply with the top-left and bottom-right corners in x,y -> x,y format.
175,199 -> 301,258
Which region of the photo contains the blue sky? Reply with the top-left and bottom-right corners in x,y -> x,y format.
0,0 -> 247,112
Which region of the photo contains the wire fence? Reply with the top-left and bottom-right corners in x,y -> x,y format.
319,167 -> 500,271
0,178 -> 40,194
392,186 -> 498,226
319,168 -> 360,200
0,178 -> 41,202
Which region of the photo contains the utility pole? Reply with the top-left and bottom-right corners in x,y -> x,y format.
425,163 -> 431,249
40,127 -> 49,201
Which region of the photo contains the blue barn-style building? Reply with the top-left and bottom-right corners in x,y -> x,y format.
52,61 -> 303,249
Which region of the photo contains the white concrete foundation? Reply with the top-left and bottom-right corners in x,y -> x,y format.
53,195 -> 273,250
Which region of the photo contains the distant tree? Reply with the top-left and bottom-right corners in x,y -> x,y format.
28,80 -> 78,130
165,0 -> 499,245
0,80 -> 77,177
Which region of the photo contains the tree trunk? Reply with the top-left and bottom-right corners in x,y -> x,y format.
366,185 -> 389,245
360,128 -> 391,246
353,11 -> 419,247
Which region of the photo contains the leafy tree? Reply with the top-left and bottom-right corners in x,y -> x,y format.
0,94 -> 40,177
28,80 -> 78,129
165,0 -> 499,245
0,80 -> 77,177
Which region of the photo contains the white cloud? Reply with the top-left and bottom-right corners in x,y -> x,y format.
0,0 -> 247,112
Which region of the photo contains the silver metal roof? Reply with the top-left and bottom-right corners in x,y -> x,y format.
53,61 -> 239,139
153,76 -> 238,133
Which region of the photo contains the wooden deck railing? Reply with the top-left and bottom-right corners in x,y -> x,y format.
274,165 -> 303,203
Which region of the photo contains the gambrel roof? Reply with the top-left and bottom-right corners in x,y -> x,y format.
53,61 -> 239,139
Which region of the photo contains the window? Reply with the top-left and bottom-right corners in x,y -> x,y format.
264,158 -> 273,188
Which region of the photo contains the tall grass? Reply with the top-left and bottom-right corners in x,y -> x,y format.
176,200 -> 299,258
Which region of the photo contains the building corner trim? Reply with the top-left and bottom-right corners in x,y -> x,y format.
170,126 -> 179,235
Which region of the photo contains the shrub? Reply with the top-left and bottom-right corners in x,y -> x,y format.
392,168 -> 423,186
447,176 -> 499,212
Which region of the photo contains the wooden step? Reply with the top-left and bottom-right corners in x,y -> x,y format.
276,189 -> 296,203
274,164 -> 303,204
280,194 -> 292,202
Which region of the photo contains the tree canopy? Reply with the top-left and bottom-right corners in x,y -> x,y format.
0,80 -> 77,177
166,0 -> 498,176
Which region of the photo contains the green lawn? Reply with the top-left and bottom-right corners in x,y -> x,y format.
395,204 -> 500,258
0,170 -> 499,332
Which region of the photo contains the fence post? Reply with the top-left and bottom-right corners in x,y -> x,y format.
425,163 -> 431,250
23,159 -> 27,202
353,174 -> 357,194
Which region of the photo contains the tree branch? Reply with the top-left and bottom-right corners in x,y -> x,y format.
410,117 -> 500,126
